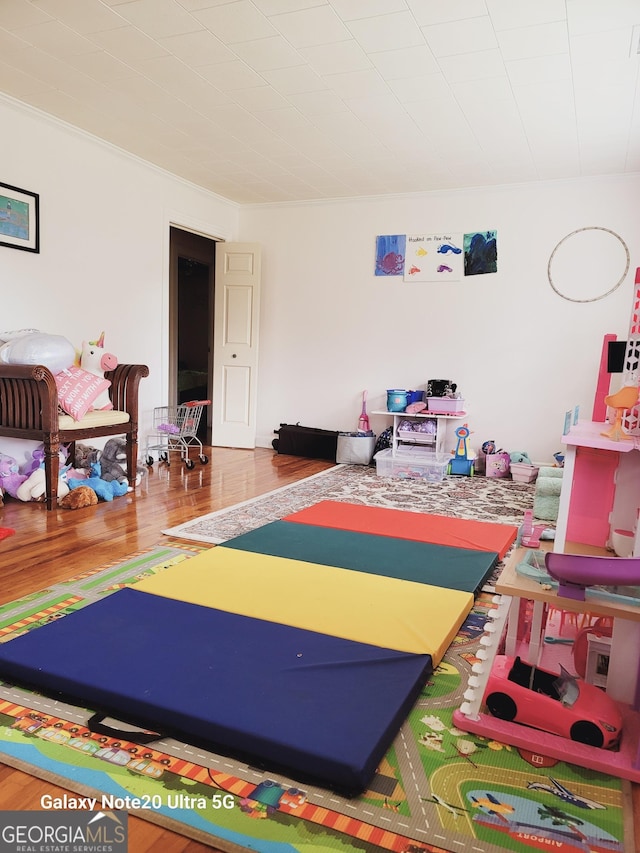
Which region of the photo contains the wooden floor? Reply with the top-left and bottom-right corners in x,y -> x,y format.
0,446 -> 334,853
0,445 -> 638,851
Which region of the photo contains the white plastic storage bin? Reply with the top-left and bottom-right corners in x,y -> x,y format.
336,433 -> 376,465
374,448 -> 449,481
426,397 -> 466,414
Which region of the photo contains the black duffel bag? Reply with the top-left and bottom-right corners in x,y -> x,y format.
272,423 -> 338,461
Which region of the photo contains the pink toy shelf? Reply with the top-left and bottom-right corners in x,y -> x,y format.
454,552 -> 640,783
555,420 -> 640,556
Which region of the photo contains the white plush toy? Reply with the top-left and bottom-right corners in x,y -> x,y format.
16,463 -> 70,502
0,331 -> 75,374
80,333 -> 118,411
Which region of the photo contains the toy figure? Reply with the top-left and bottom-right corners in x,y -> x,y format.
80,333 -> 118,410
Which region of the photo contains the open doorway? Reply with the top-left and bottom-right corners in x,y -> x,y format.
169,227 -> 216,443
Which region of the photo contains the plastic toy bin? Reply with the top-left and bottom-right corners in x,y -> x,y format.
374,448 -> 448,481
426,397 -> 465,414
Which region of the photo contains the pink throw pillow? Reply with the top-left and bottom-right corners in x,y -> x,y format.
55,366 -> 111,421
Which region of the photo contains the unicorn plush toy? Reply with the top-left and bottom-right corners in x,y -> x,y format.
80,333 -> 118,411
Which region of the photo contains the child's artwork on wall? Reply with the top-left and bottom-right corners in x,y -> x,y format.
464,230 -> 498,276
375,234 -> 406,276
375,230 -> 498,281
403,234 -> 463,282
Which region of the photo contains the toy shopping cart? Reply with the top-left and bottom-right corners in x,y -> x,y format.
146,400 -> 210,469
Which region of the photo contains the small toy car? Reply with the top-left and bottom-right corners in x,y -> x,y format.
484,655 -> 622,749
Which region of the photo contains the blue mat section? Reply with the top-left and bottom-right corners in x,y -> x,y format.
220,520 -> 498,594
0,587 -> 432,795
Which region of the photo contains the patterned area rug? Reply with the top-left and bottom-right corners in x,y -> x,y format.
163,464 -> 540,544
0,546 -> 629,853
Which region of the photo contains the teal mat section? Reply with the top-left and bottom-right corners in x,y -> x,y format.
220,520 -> 497,593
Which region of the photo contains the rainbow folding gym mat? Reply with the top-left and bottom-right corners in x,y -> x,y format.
285,500 -> 517,559
0,587 -> 432,794
0,503 -> 514,794
218,519 -> 499,594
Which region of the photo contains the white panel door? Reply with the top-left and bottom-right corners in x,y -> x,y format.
212,243 -> 261,448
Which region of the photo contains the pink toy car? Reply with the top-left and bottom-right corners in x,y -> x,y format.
484,655 -> 622,749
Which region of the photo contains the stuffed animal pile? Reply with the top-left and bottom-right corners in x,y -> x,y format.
0,437 -> 137,508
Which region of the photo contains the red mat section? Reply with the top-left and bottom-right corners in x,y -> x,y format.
284,501 -> 517,560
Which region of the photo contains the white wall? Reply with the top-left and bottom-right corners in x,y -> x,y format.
2,94 -> 638,466
241,176 -> 640,463
0,95 -> 239,453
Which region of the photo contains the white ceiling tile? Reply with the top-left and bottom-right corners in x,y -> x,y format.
300,40 -> 370,75
30,0 -> 126,34
194,1 -> 277,43
438,49 -> 506,83
262,64 -> 326,93
65,48 -> 137,82
113,0 -> 200,39
204,103 -> 277,137
575,86 -> 637,133
497,21 -> 569,61
106,74 -> 169,108
136,54 -> 214,93
486,0 -> 566,31
3,44 -> 73,84
579,143 -> 629,174
330,0 -> 407,21
11,20 -> 98,55
387,73 -> 451,103
506,53 -> 571,85
89,25 -> 169,63
253,0 -> 327,15
368,44 -> 439,79
422,16 -> 498,58
343,92 -> 410,123
407,0 -> 488,28
0,25 -> 36,53
270,5 -> 352,48
177,0 -> 253,9
159,29 -> 235,65
198,59 -> 265,90
571,29 -> 637,66
567,0 -> 640,36
232,85 -> 292,110
346,12 -> 426,53
406,97 -> 479,148
232,35 -> 304,70
1,0 -> 53,29
0,58 -> 54,97
322,67 -> 389,98
287,88 -> 349,114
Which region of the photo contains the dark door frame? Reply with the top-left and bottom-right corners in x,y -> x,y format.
169,226 -> 217,443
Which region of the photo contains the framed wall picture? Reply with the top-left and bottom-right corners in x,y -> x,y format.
0,181 -> 40,253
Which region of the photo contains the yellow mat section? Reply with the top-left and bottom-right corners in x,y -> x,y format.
133,548 -> 473,662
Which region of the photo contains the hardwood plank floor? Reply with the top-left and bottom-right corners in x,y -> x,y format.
0,446 -> 638,851
0,446 -> 334,852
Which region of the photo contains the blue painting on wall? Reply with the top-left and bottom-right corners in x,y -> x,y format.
464,231 -> 498,276
375,234 -> 406,276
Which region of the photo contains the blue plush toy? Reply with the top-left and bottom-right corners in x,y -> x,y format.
509,450 -> 532,465
68,461 -> 128,502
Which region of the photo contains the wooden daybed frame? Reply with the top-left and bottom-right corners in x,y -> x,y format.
0,363 -> 149,510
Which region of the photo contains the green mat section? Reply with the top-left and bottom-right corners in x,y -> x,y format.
219,520 -> 498,594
